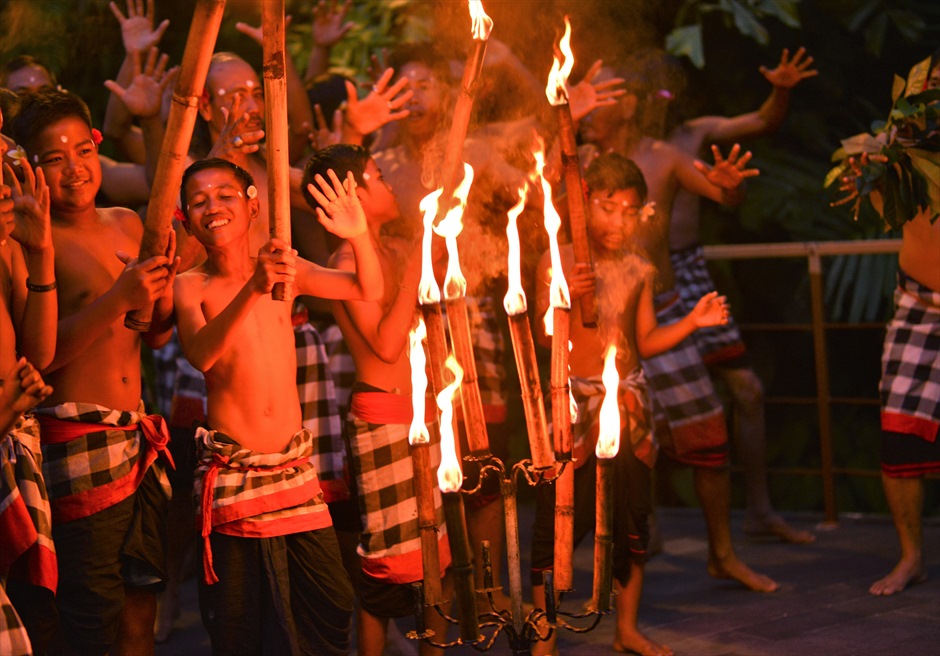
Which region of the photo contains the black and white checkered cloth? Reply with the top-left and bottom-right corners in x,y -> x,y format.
0,585 -> 31,656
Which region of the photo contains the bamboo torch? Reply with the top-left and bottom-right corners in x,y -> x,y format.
546,16 -> 597,328
262,0 -> 291,301
125,0 -> 227,330
408,319 -> 444,607
437,357 -> 480,643
435,164 -> 491,458
592,345 -> 620,613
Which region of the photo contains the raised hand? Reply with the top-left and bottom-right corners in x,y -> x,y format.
695,144 -> 760,190
306,103 -> 343,151
343,67 -> 412,137
760,47 -> 818,89
252,238 -> 297,293
306,170 -> 367,239
0,357 -> 53,417
207,93 -> 265,160
112,250 -> 173,311
104,47 -> 171,119
5,160 -> 51,253
312,0 -> 354,48
568,60 -> 627,122
109,0 -> 169,54
690,291 -> 729,328
365,49 -> 390,85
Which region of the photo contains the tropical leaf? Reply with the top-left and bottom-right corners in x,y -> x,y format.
666,24 -> 705,69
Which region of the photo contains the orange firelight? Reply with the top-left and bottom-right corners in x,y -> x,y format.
468,0 -> 493,41
437,356 -> 465,493
408,319 -> 431,446
418,188 -> 444,305
545,16 -> 574,106
503,185 -> 530,317
433,163 -> 474,301
596,345 -> 621,459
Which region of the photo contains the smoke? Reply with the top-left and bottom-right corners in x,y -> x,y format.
594,252 -> 652,362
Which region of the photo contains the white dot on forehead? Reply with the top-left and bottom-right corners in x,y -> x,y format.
245,80 -> 255,88
60,135 -> 68,143
218,89 -> 226,96
33,155 -> 39,163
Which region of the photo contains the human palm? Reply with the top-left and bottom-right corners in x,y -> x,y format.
760,47 -> 817,89
702,144 -> 759,190
5,162 -> 51,252
306,170 -> 367,239
110,0 -> 169,53
312,0 -> 354,47
692,292 -> 729,328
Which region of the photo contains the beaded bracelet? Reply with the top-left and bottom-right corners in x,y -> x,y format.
25,279 -> 57,293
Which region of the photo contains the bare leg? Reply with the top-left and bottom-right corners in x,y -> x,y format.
419,572 -> 453,656
613,563 -> 672,656
870,474 -> 926,595
357,607 -> 389,656
113,589 -> 156,656
694,467 -> 778,592
530,583 -> 557,656
467,497 -> 514,612
719,367 -> 814,544
155,472 -> 195,643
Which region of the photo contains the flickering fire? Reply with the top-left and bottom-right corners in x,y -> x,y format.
418,188 -> 444,305
437,356 -> 465,493
596,345 -> 621,459
545,15 -> 574,106
433,163 -> 474,301
535,147 -> 571,312
503,185 -> 530,316
468,0 -> 493,41
408,319 -> 431,446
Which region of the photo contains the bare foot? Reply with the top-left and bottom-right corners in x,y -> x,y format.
869,558 -> 926,596
615,628 -> 673,655
744,513 -> 815,544
708,555 -> 779,592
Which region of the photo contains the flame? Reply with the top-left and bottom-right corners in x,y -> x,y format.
418,188 -> 444,305
545,16 -> 574,106
595,345 -> 621,459
436,356 -> 465,493
468,0 -> 493,41
569,385 -> 579,423
434,163 -> 474,300
534,146 -> 570,310
408,319 -> 431,445
503,185 -> 530,316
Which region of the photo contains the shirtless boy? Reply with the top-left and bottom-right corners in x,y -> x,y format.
302,144 -> 452,655
174,157 -> 381,654
10,88 -> 177,656
530,153 -> 732,656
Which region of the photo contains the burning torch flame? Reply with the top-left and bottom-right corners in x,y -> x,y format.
503,185 -> 530,316
434,163 -> 474,300
468,0 -> 493,41
545,16 -> 574,106
596,345 -> 621,459
408,319 -> 431,445
534,146 -> 571,313
418,188 -> 444,305
437,356 -> 465,493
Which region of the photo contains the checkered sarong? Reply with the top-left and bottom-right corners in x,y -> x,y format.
316,321 -> 357,418
295,322 -> 348,502
466,295 -> 508,423
37,403 -> 173,523
0,416 -> 56,593
569,370 -> 657,469
881,270 -> 940,444
670,244 -> 747,366
641,291 -> 729,468
195,426 -> 332,584
347,392 -> 450,584
0,585 -> 31,656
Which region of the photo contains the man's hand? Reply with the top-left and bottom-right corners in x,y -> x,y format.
760,47 -> 818,90
252,238 -> 297,293
305,103 -> 343,151
306,169 -> 367,239
312,0 -> 354,48
207,94 -> 265,161
690,291 -> 729,328
343,68 -> 412,138
5,161 -> 51,253
567,263 -> 597,301
112,251 -> 173,311
0,358 -> 53,417
104,47 -> 172,119
568,60 -> 626,122
109,0 -> 169,54
695,144 -> 760,190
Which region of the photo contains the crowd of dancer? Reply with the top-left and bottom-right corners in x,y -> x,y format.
1,1 -> 937,655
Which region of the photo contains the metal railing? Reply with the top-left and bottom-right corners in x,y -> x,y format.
702,239 -> 902,525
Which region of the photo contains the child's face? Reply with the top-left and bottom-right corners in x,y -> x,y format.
183,167 -> 258,247
356,159 -> 400,224
33,116 -> 101,214
587,187 -> 644,254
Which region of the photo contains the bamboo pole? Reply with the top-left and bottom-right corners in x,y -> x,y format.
553,462 -> 575,592
445,297 -> 491,457
125,0 -> 227,331
411,442 -> 443,606
442,490 -> 480,643
507,313 -> 554,471
261,0 -> 291,301
592,457 -> 613,612
550,307 -> 573,460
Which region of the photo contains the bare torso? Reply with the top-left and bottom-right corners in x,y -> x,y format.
900,209 -> 940,292
667,122 -> 711,251
0,243 -> 20,383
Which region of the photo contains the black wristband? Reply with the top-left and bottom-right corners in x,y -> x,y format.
25,278 -> 57,293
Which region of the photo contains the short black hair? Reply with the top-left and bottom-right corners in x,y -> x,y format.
387,42 -> 452,86
584,153 -> 648,203
1,55 -> 57,90
9,88 -> 93,159
301,144 -> 371,212
179,157 -> 255,219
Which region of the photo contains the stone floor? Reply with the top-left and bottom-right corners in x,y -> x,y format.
155,506 -> 940,655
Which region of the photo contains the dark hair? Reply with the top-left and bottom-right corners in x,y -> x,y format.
9,88 -> 93,158
387,42 -> 453,86
179,157 -> 255,219
301,144 -> 371,212
0,89 -> 22,136
584,152 -> 648,202
0,55 -> 57,90
615,48 -> 688,138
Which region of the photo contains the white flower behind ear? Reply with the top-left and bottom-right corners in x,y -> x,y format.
640,201 -> 656,222
246,185 -> 258,199
11,145 -> 27,167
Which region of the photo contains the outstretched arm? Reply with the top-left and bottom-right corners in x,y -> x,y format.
304,0 -> 354,85
675,143 -> 759,207
636,286 -> 728,358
